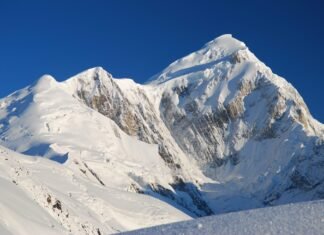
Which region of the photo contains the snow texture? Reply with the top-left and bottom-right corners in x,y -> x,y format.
123,199 -> 324,235
0,146 -> 190,235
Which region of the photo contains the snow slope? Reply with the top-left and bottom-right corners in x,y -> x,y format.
0,74 -> 191,234
0,34 -> 323,234
0,145 -> 190,235
123,199 -> 324,235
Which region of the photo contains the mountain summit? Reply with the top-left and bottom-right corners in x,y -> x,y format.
149,34 -> 248,84
0,35 -> 323,234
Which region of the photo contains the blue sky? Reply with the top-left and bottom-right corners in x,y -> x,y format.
0,1 -> 323,121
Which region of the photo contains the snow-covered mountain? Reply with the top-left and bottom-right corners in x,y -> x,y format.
0,34 -> 323,234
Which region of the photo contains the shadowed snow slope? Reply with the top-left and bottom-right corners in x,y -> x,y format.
0,34 -> 324,234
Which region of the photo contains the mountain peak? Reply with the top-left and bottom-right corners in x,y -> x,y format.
74,66 -> 112,80
148,34 -> 249,84
33,74 -> 57,93
203,34 -> 246,52
60,67 -> 115,97
62,66 -> 113,88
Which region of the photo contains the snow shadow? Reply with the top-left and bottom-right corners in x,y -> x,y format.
144,180 -> 214,218
23,143 -> 68,164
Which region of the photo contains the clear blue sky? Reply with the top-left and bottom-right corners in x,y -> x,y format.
0,1 -> 323,121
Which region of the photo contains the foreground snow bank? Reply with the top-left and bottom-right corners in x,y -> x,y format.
123,199 -> 324,235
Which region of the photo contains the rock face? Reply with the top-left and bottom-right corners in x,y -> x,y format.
0,34 -> 324,221
64,68 -> 185,170
63,67 -> 212,216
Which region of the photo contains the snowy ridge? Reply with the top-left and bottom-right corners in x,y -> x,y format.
0,34 -> 323,234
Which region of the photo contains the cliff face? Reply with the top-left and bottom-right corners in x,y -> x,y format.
150,35 -> 324,211
1,35 -> 324,220
64,68 -> 186,170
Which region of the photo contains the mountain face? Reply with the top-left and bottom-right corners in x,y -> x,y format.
0,34 -> 324,234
